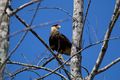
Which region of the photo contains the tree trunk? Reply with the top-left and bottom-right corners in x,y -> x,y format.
0,0 -> 9,80
71,0 -> 84,80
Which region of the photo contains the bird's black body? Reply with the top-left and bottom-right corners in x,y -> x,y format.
49,24 -> 71,55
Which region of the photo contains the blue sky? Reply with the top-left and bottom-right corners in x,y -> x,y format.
6,0 -> 120,80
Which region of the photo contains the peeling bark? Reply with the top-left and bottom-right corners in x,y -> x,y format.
71,0 -> 84,80
0,0 -> 9,80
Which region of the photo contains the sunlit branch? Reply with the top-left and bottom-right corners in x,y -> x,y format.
10,67 -> 41,80
97,57 -> 120,74
10,0 -> 43,16
7,61 -> 68,80
10,67 -> 37,78
89,0 -> 120,79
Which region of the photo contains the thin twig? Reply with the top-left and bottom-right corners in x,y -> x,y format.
29,6 -> 79,22
8,32 -> 27,58
30,6 -> 72,17
83,0 -> 91,27
81,66 -> 90,76
0,32 -> 28,70
29,0 -> 42,25
42,56 -> 55,67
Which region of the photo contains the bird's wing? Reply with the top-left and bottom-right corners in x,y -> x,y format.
59,33 -> 72,47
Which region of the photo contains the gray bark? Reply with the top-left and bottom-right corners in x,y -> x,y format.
0,0 -> 9,80
71,0 -> 84,80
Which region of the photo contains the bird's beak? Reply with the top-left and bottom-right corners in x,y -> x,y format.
57,25 -> 61,29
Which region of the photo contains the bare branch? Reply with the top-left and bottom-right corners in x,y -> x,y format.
6,32 -> 28,63
41,56 -> 55,67
29,1 -> 41,26
29,6 -> 82,23
8,61 -> 68,80
30,6 -> 73,17
35,34 -> 120,80
33,35 -> 120,80
83,0 -> 91,27
97,57 -> 120,74
10,67 -> 38,77
14,14 -> 55,56
88,0 -> 120,79
10,67 -> 41,80
81,66 -> 90,76
10,0 -> 43,16
1,1 -> 42,68
14,14 -> 71,79
35,33 -> 120,78
42,57 -> 89,75
6,0 -> 42,60
9,17 -> 69,38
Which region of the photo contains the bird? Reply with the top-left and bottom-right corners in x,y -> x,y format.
49,24 -> 72,56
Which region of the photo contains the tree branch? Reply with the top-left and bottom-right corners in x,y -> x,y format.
9,17 -> 69,38
10,0 -> 43,16
88,0 -> 120,79
30,6 -> 73,17
19,32 -> 120,80
14,14 -> 71,79
97,57 -> 120,74
1,1 -> 42,70
8,61 -> 68,80
29,6 -> 81,22
83,0 -> 91,27
6,32 -> 28,63
35,35 -> 120,80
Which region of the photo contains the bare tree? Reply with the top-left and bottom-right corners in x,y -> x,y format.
0,0 -> 120,80
71,0 -> 120,80
87,0 -> 120,80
